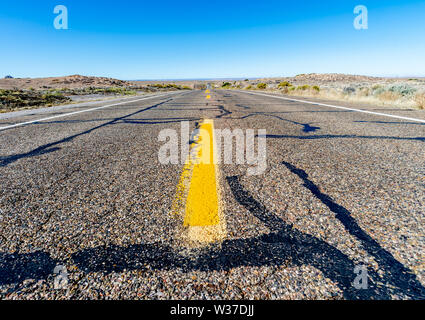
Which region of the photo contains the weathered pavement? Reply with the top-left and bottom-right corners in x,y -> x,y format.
0,90 -> 424,299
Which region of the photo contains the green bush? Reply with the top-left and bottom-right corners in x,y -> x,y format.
257,83 -> 267,89
312,85 -> 320,92
343,87 -> 356,94
222,82 -> 232,88
297,85 -> 310,91
388,85 -> 416,96
278,81 -> 292,88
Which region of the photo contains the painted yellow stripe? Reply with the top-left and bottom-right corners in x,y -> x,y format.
184,119 -> 219,227
171,119 -> 225,243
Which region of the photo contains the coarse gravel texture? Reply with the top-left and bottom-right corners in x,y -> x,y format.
0,90 -> 424,300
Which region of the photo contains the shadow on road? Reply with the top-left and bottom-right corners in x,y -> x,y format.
354,120 -> 425,126
235,113 -> 321,133
262,134 -> 424,142
2,173 -> 424,299
281,161 -> 425,300
0,99 -> 202,167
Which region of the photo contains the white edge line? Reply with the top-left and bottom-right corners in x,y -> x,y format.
237,90 -> 425,124
0,91 -> 182,132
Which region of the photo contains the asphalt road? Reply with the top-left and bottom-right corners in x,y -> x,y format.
0,90 -> 424,299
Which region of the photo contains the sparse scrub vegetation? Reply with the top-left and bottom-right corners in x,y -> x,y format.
0,74 -> 193,113
0,89 -> 71,112
0,83 -> 191,112
231,75 -> 425,110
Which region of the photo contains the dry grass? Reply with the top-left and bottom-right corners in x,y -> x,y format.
414,92 -> 425,110
280,87 -> 421,110
377,91 -> 402,101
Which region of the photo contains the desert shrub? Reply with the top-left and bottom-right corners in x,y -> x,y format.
414,92 -> 425,109
343,87 -> 356,94
388,85 -> 416,96
245,85 -> 253,90
278,81 -> 292,88
312,85 -> 320,92
222,82 -> 232,88
257,83 -> 267,89
372,87 -> 386,96
358,87 -> 370,96
288,86 -> 296,92
297,85 -> 310,91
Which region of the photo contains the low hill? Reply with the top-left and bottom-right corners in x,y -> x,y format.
0,75 -> 130,90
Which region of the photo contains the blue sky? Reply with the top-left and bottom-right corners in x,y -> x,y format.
1,0 -> 425,79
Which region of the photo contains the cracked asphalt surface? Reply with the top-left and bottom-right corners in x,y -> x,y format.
0,90 -> 424,299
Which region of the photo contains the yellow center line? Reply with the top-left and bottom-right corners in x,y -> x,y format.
184,119 -> 219,226
171,118 -> 226,243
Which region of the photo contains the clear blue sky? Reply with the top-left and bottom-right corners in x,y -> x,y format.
1,0 -> 425,80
